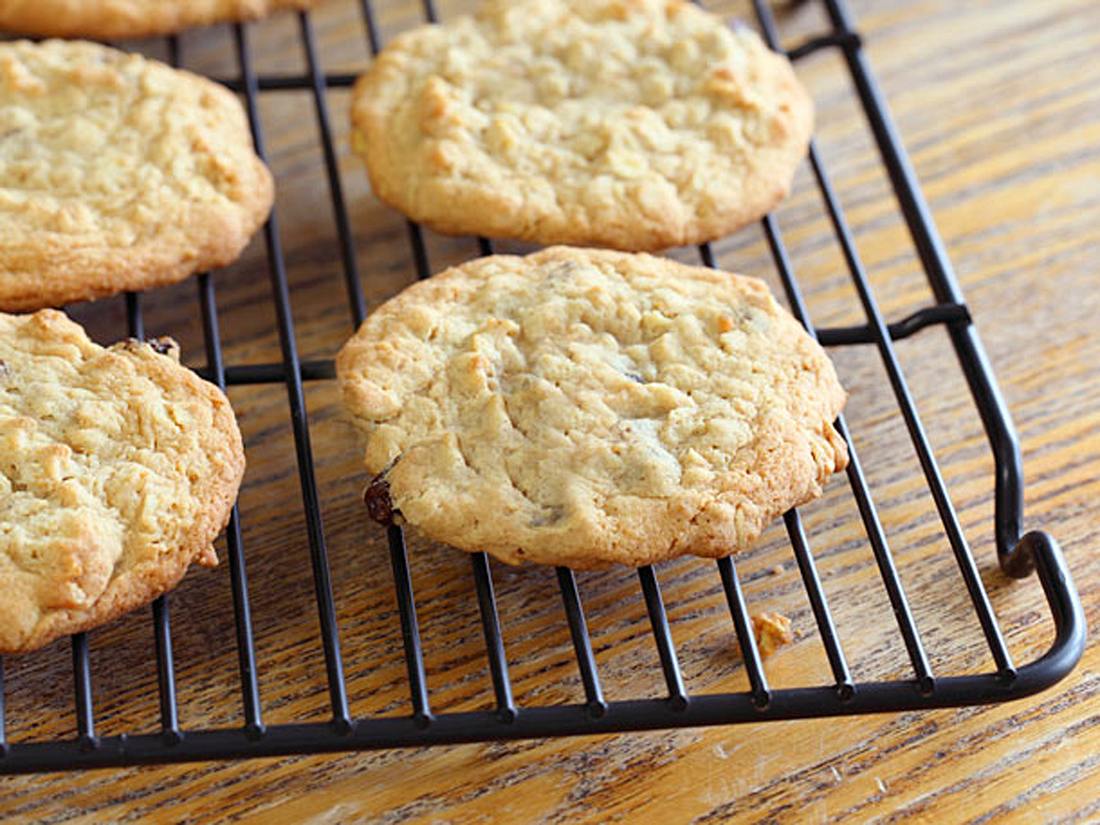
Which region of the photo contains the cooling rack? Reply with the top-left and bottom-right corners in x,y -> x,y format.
0,0 -> 1084,773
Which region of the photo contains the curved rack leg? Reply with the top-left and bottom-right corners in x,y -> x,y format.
1010,532 -> 1086,692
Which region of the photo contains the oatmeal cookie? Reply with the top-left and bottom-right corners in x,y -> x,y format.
350,0 -> 812,251
0,40 -> 273,311
0,0 -> 323,39
0,310 -> 245,653
337,247 -> 846,568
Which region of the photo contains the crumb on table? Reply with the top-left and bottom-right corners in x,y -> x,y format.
752,611 -> 793,657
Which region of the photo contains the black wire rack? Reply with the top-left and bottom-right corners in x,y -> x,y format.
0,0 -> 1085,774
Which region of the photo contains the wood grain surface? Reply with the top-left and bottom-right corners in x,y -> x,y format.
2,0 -> 1098,821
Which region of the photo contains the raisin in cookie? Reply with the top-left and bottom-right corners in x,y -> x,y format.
0,0 -> 323,39
337,247 -> 847,569
0,310 -> 245,654
0,40 -> 273,311
350,0 -> 812,251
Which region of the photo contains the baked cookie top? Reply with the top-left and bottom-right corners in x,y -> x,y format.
0,310 -> 245,654
0,0 -> 323,39
351,0 -> 813,252
0,40 -> 273,312
337,247 -> 847,568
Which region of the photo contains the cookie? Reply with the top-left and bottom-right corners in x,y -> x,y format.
0,0 -> 323,39
350,0 -> 813,252
337,247 -> 847,569
0,40 -> 273,312
0,310 -> 245,654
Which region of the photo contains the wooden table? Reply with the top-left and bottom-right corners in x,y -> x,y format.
2,0 -> 1097,820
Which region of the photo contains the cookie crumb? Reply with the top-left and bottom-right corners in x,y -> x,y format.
875,777 -> 888,794
752,611 -> 793,657
771,563 -> 784,576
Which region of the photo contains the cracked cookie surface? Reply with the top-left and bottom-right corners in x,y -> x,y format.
351,0 -> 812,251
0,310 -> 245,654
0,40 -> 273,311
337,247 -> 847,568
0,0 -> 323,38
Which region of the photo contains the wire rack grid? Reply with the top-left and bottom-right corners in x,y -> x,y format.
0,0 -> 1085,774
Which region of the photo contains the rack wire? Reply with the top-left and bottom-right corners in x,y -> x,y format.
0,0 -> 1085,773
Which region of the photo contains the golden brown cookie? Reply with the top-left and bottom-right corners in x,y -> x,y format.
350,0 -> 813,251
0,40 -> 273,312
0,0 -> 323,39
0,310 -> 245,654
337,247 -> 847,569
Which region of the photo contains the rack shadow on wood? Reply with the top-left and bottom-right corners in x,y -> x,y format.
0,0 -> 1084,773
